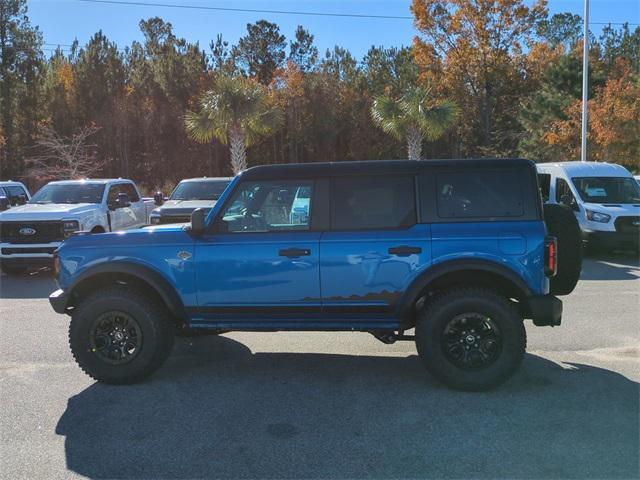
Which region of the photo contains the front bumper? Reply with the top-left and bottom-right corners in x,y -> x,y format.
0,241 -> 61,259
0,256 -> 54,270
584,231 -> 639,251
49,289 -> 70,314
527,295 -> 562,327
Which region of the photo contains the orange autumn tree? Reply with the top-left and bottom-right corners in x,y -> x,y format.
411,0 -> 548,155
546,60 -> 640,167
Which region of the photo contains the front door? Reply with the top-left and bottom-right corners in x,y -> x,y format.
194,179 -> 321,325
320,175 -> 431,321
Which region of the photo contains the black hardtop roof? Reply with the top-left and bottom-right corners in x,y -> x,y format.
241,158 -> 534,181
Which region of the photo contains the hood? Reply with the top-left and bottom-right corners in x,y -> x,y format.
0,203 -> 97,221
156,199 -> 215,214
583,202 -> 640,214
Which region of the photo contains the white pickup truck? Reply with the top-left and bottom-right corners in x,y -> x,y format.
0,179 -> 155,274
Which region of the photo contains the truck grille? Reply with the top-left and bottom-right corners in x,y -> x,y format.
1,247 -> 58,255
159,215 -> 191,224
0,221 -> 65,243
614,216 -> 640,234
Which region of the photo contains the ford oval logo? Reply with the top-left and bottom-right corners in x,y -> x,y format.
19,227 -> 36,236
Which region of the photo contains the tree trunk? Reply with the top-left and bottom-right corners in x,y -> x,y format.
229,128 -> 247,174
406,127 -> 423,161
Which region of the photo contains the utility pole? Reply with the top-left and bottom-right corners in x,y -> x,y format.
581,0 -> 590,162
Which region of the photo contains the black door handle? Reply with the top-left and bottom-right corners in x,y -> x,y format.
279,247 -> 311,258
388,246 -> 422,256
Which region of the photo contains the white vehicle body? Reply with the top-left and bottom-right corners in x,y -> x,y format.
149,177 -> 232,225
0,179 -> 154,270
536,162 -> 640,251
0,181 -> 31,206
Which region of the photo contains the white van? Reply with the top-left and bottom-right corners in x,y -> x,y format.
536,162 -> 640,252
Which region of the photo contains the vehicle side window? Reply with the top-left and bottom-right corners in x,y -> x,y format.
107,184 -> 123,205
220,181 -> 313,233
121,183 -> 140,202
556,178 -> 576,206
3,186 -> 28,205
436,171 -> 524,218
538,173 -> 551,202
330,176 -> 416,230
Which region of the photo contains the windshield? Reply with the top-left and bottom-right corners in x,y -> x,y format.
29,183 -> 106,204
571,177 -> 640,204
170,180 -> 230,201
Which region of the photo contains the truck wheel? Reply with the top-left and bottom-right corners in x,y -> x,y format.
544,204 -> 582,295
415,288 -> 526,391
69,287 -> 174,384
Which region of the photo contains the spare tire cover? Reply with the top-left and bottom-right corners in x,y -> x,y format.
543,203 -> 582,295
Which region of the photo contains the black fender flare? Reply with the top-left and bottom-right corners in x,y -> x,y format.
66,261 -> 186,319
397,259 -> 533,319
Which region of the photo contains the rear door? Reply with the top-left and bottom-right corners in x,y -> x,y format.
425,167 -> 544,289
320,175 -> 430,320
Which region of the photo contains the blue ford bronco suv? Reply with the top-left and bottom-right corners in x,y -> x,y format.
49,159 -> 581,391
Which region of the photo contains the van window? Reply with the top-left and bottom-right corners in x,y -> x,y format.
330,176 -> 416,230
571,177 -> 640,204
436,171 -> 524,218
556,178 -> 576,207
538,173 -> 551,202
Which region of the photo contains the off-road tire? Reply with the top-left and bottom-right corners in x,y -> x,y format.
415,287 -> 526,391
69,287 -> 174,384
543,203 -> 582,295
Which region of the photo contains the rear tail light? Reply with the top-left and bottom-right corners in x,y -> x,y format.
544,236 -> 557,277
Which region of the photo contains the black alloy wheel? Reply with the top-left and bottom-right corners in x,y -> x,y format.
89,311 -> 143,365
441,313 -> 502,370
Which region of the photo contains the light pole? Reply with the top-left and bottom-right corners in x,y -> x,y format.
581,0 -> 589,162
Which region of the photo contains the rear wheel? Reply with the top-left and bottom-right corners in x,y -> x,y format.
415,288 -> 526,391
69,287 -> 174,384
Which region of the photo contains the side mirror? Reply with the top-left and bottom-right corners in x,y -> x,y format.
190,208 -> 206,236
153,191 -> 165,206
0,196 -> 10,211
113,192 -> 131,209
17,194 -> 27,205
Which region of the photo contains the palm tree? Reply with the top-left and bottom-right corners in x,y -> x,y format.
371,87 -> 458,160
185,75 -> 283,174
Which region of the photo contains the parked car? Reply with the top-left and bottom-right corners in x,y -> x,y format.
537,162 -> 640,253
0,181 -> 30,210
0,179 -> 154,275
49,159 -> 581,391
149,177 -> 232,225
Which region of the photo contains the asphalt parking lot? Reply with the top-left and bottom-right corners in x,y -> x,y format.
1,255 -> 638,479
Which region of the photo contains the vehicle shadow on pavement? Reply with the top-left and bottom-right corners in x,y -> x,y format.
56,335 -> 639,479
0,272 -> 57,299
580,255 -> 639,281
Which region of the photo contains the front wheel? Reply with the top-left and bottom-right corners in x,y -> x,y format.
69,287 -> 174,384
415,288 -> 526,391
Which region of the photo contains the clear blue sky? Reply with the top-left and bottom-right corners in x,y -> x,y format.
28,0 -> 640,59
